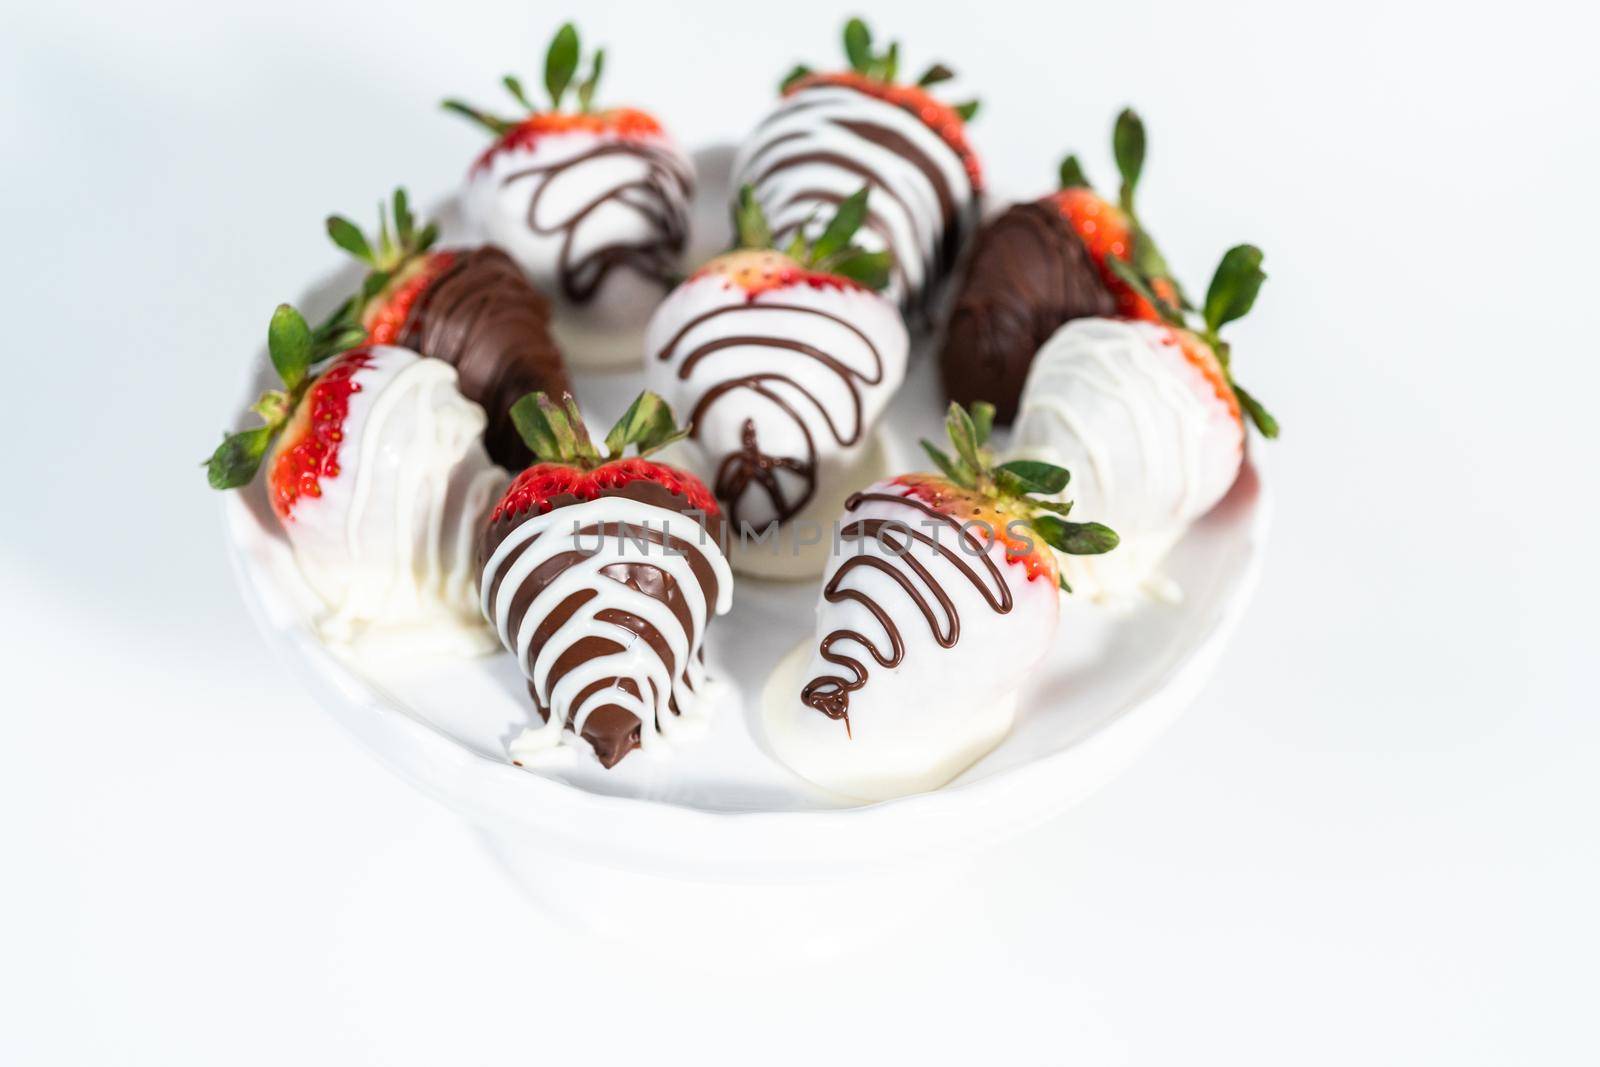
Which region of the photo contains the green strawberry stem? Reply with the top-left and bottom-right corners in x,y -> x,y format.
918,401 -> 1119,592
731,184 -> 893,291
203,304 -> 364,490
444,22 -> 608,133
510,390 -> 689,469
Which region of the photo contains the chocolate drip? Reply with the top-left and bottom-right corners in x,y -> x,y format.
800,491 -> 1012,730
938,200 -> 1116,424
655,302 -> 885,529
399,246 -> 571,469
480,481 -> 724,767
500,141 -> 692,305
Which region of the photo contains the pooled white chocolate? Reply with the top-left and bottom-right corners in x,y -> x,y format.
280,346 -> 506,651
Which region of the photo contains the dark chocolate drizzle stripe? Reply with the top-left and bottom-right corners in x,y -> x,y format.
800,491 -> 1012,729
737,85 -> 973,314
482,514 -> 720,768
656,302 -> 885,528
500,140 -> 692,305
398,246 -> 571,469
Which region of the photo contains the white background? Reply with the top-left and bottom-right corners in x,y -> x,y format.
4,0 -> 1597,1062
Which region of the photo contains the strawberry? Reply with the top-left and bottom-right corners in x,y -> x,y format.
915,402 -> 1119,592
204,303 -> 367,500
321,188 -> 570,468
779,18 -> 983,191
479,391 -> 733,769
443,24 -> 666,171
698,183 -> 894,298
1047,109 -> 1185,322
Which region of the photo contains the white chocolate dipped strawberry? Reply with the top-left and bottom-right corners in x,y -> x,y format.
1009,246 -> 1279,602
446,24 -> 693,369
643,186 -> 907,577
207,307 -> 506,651
764,403 -> 1117,801
733,18 -> 981,321
478,392 -> 733,769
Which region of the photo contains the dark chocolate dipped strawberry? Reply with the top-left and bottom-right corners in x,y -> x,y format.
445,23 -> 694,369
732,17 -> 982,319
321,189 -> 571,469
478,392 -> 733,768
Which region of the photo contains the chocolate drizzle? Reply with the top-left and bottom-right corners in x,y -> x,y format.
737,85 -> 976,317
938,200 -> 1116,424
479,482 -> 726,768
655,302 -> 886,529
399,246 -> 571,469
500,140 -> 692,305
800,491 -> 1012,729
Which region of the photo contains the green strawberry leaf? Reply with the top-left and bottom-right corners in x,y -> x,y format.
502,74 -> 535,113
1033,498 -> 1075,516
1233,383 -> 1279,438
733,184 -> 772,250
821,249 -> 892,291
558,393 -> 600,463
1058,154 -> 1090,190
441,99 -> 514,136
809,186 -> 871,263
267,304 -> 313,391
545,23 -> 580,109
325,215 -> 373,263
881,40 -> 899,83
918,62 -> 954,87
954,99 -> 980,122
205,425 -> 275,490
1107,255 -> 1184,327
969,401 -> 995,447
919,439 -> 972,488
605,390 -> 686,457
781,65 -> 813,92
576,47 -> 605,112
1033,516 -> 1119,555
392,188 -> 414,246
1113,107 -> 1145,211
994,459 -> 1070,496
843,18 -> 872,73
1203,244 -> 1267,335
510,392 -> 561,461
944,401 -> 983,476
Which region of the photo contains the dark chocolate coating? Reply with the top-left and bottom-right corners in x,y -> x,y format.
481,480 -> 724,768
399,246 -> 572,468
938,200 -> 1116,424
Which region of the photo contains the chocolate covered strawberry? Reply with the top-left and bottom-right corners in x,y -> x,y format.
321,189 -> 570,469
206,305 -> 506,649
479,392 -> 733,768
1010,245 -> 1278,601
445,23 -> 694,368
733,18 -> 982,319
941,108 -> 1187,422
643,185 -> 907,574
764,402 -> 1116,801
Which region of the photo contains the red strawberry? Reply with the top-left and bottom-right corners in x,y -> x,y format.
916,402 -> 1119,592
1050,109 -> 1183,323
485,391 -> 718,528
322,189 -> 570,468
778,18 -> 984,191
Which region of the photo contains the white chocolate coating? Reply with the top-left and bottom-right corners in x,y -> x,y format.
281,346 -> 507,651
732,85 -> 976,312
480,497 -> 734,765
1010,318 -> 1245,601
764,481 -> 1059,801
643,274 -> 909,538
463,130 -> 694,367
